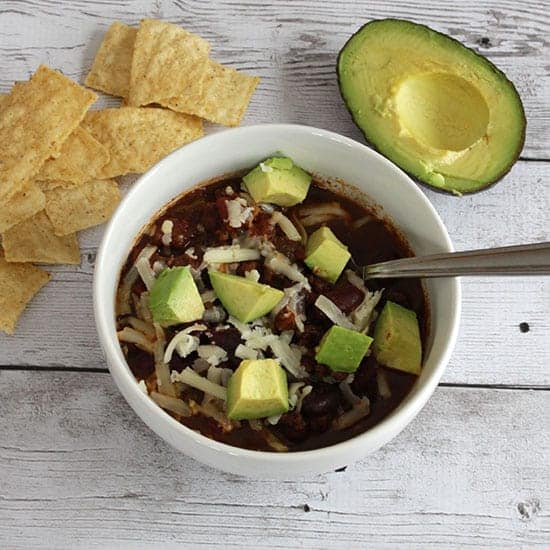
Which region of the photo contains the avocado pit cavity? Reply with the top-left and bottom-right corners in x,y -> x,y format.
394,72 -> 490,152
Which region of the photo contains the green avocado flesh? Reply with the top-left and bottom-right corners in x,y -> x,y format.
337,19 -> 526,195
315,325 -> 373,373
305,226 -> 351,284
148,267 -> 204,326
209,270 -> 284,323
227,359 -> 289,420
243,156 -> 312,206
372,301 -> 422,375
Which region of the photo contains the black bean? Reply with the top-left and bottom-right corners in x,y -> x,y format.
301,383 -> 340,418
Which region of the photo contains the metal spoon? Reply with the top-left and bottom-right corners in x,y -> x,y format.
362,242 -> 550,279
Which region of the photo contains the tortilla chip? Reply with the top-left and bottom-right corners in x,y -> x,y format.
85,22 -> 137,97
0,256 -> 50,334
0,65 -> 96,202
44,179 -> 121,235
82,107 -> 203,177
0,93 -> 8,110
161,60 -> 260,127
36,179 -> 76,192
2,211 -> 80,265
36,127 -> 110,184
0,181 -> 46,233
128,19 -> 210,107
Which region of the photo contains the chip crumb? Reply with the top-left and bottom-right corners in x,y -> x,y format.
2,211 -> 80,265
128,19 -> 210,107
44,179 -> 121,236
0,256 -> 50,335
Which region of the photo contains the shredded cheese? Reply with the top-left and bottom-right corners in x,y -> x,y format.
185,247 -> 198,260
117,327 -> 155,353
150,391 -> 191,417
244,269 -> 260,282
203,245 -> 260,264
161,220 -> 173,246
265,252 -> 310,290
163,323 -> 207,363
197,344 -> 228,366
345,269 -> 384,332
315,295 -> 356,331
171,367 -> 227,400
202,305 -> 227,323
271,211 -> 301,241
269,339 -> 307,379
235,343 -> 259,360
226,197 -> 254,228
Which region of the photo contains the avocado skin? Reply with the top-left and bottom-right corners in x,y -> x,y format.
336,18 -> 526,195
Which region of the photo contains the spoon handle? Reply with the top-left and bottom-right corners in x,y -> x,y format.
363,242 -> 550,279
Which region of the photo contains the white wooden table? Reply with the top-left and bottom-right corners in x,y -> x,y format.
1,1 -> 549,547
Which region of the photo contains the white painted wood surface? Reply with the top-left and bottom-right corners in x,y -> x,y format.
0,0 -> 549,547
1,371 -> 549,548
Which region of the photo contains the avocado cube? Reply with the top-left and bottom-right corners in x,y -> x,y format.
242,156 -> 312,206
305,226 -> 351,283
227,359 -> 289,420
315,325 -> 373,373
373,301 -> 422,374
209,271 -> 284,323
148,267 -> 204,326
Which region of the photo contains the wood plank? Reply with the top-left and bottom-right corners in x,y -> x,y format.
0,0 -> 548,158
1,161 -> 548,386
0,370 -> 548,548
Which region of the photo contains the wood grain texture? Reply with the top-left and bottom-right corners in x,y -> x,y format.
0,2 -> 549,546
0,0 -> 548,158
0,161 -> 548,386
0,370 -> 548,548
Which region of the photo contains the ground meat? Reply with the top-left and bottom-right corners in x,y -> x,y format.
261,267 -> 291,290
276,411 -> 308,442
171,218 -> 193,249
199,203 -> 221,234
324,280 -> 365,314
249,211 -> 275,238
301,383 -> 340,418
216,197 -> 229,222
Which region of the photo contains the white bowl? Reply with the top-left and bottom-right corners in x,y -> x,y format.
94,124 -> 461,478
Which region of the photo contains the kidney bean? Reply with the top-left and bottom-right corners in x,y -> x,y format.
324,281 -> 365,314
273,307 -> 296,331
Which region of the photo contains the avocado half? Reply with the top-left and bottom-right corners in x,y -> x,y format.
337,19 -> 526,195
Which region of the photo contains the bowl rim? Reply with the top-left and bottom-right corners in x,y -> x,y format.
94,123 -> 461,463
